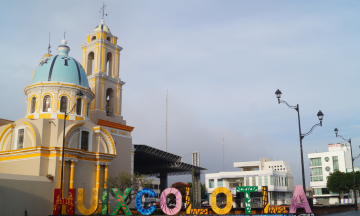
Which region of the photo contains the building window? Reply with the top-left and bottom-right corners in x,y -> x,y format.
312,167 -> 323,176
314,188 -> 322,195
246,177 -> 249,186
91,36 -> 96,41
259,176 -> 262,186
325,166 -> 331,172
43,95 -> 51,112
30,97 -> 36,113
60,96 -> 68,113
333,156 -> 339,171
311,176 -> 323,182
285,177 -> 287,186
81,131 -> 89,151
17,129 -> 24,149
324,157 -> 329,162
270,176 -> 273,185
311,158 -> 322,166
229,179 -> 240,187
209,179 -> 214,188
87,103 -> 90,117
76,99 -> 82,115
264,176 -> 268,186
154,185 -> 158,190
252,177 -> 256,186
106,88 -> 115,117
107,36 -> 111,42
217,179 -> 223,187
281,177 -> 284,186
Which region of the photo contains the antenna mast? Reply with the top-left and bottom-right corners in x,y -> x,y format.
165,90 -> 168,152
223,138 -> 225,171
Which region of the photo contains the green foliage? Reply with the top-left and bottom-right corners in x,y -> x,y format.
326,171 -> 360,199
104,171 -> 153,205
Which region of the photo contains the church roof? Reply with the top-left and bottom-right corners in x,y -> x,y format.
31,40 -> 89,88
94,20 -> 111,34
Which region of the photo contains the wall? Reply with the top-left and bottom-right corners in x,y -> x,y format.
0,173 -> 54,216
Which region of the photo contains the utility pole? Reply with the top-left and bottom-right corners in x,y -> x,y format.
165,90 -> 168,152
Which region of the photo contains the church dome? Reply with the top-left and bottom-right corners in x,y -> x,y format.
94,20 -> 111,34
31,40 -> 89,88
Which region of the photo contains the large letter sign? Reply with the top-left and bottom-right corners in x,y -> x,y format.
290,185 -> 312,213
236,186 -> 258,214
110,188 -> 132,215
77,188 -> 99,215
160,188 -> 182,215
53,188 -> 76,215
210,187 -> 233,215
135,188 -> 157,215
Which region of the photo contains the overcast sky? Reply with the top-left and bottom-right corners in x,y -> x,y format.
2,0 -> 360,187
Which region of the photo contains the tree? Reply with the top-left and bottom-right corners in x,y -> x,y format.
326,171 -> 350,199
105,171 -> 153,205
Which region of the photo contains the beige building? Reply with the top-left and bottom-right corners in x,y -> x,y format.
0,20 -> 134,215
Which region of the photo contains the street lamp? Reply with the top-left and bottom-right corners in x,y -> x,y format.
59,90 -> 83,215
275,89 -> 324,194
334,128 -> 358,211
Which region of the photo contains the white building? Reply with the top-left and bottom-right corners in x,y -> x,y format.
205,158 -> 294,207
307,143 -> 353,204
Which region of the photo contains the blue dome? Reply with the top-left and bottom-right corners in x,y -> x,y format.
32,40 -> 89,88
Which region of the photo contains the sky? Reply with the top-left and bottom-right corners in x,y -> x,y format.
1,0 -> 360,187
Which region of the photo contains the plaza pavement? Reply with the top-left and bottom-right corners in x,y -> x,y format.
325,210 -> 360,215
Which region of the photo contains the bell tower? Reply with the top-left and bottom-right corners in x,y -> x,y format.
80,20 -> 126,124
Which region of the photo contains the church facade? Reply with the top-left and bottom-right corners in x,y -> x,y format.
0,20 -> 134,215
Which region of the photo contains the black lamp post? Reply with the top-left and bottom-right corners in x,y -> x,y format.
275,89 -> 324,194
334,128 -> 358,211
59,90 -> 83,215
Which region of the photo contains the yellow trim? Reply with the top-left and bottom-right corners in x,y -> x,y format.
95,44 -> 99,72
76,116 -> 84,121
101,46 -> 105,72
114,52 -> 119,77
104,165 -> 108,188
58,114 -> 70,120
0,124 -> 14,151
113,38 -> 117,45
82,49 -> 87,70
39,114 -> 51,119
102,32 -> 106,39
100,82 -> 104,111
96,164 -> 100,188
25,83 -> 94,97
87,36 -> 90,43
100,128 -> 115,155
116,88 -> 120,115
65,123 -> 85,142
27,115 -> 34,119
23,122 -> 36,147
1,129 -> 13,151
97,32 -> 100,39
70,161 -> 75,188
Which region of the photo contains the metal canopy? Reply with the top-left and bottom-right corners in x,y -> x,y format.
134,145 -> 207,177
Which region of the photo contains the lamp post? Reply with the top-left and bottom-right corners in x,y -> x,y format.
275,89 -> 324,193
334,128 -> 358,211
59,90 -> 83,215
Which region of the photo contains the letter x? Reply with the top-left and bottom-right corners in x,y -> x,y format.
62,56 -> 70,66
110,188 -> 132,215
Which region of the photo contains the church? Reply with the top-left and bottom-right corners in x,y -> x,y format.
0,19 -> 135,215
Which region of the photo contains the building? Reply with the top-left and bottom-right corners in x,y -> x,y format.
0,19 -> 135,215
308,143 -> 354,204
205,158 -> 294,207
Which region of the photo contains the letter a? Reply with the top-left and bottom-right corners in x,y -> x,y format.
111,188 -> 132,215
289,185 -> 312,213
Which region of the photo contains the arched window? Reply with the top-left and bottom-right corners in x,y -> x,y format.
106,88 -> 115,117
87,52 -> 95,76
60,96 -> 68,113
17,129 -> 24,149
30,97 -> 36,113
81,131 -> 89,151
87,103 -> 90,117
76,98 -> 82,115
106,52 -> 113,77
43,95 -> 51,112
91,36 -> 96,41
106,36 -> 111,42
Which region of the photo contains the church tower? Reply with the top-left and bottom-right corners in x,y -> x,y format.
80,20 -> 125,124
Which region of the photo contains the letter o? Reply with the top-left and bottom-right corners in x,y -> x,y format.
210,187 -> 233,215
135,188 -> 157,215
160,188 -> 182,215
